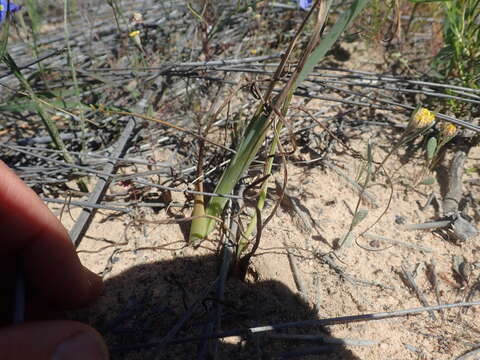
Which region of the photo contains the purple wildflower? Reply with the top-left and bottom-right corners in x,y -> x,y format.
0,0 -> 21,23
298,0 -> 313,10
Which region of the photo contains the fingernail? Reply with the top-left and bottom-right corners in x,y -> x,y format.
53,331 -> 108,360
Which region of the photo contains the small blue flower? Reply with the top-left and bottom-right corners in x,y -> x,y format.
0,0 -> 22,23
297,0 -> 313,10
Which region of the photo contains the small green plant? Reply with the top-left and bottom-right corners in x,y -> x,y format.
409,0 -> 479,98
376,107 -> 437,175
417,121 -> 458,184
189,0 -> 372,250
432,0 -> 480,89
407,0 -> 479,117
1,1 -> 88,192
339,107 -> 437,248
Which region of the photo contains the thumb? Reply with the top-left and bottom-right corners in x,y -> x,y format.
0,321 -> 108,360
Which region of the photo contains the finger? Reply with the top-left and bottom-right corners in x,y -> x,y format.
0,291 -> 63,325
0,161 -> 103,307
0,321 -> 108,360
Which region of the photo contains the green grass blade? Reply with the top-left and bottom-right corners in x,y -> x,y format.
293,0 -> 371,90
189,105 -> 270,243
0,20 -> 10,58
190,0 -> 372,243
1,52 -> 88,192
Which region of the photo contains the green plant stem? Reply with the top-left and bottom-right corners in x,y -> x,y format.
63,0 -> 88,192
373,124 -> 434,179
189,0 -> 371,244
237,108 -> 285,256
1,52 -> 87,192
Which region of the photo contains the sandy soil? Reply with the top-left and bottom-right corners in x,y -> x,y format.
50,110 -> 480,360
7,2 -> 477,359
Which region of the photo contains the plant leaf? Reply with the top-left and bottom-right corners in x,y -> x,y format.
426,136 -> 438,160
351,209 -> 369,228
190,0 -> 372,243
420,177 -> 436,185
293,0 -> 371,90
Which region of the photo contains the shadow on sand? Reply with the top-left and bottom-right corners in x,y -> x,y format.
68,254 -> 361,360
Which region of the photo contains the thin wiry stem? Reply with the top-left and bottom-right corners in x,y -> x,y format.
111,301 -> 480,351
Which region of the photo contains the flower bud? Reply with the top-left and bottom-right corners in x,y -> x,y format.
131,12 -> 143,26
411,108 -> 435,129
441,122 -> 457,138
129,30 -> 143,50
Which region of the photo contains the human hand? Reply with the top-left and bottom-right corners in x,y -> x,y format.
0,160 -> 108,359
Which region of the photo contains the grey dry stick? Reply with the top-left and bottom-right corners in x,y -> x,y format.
69,92 -> 153,246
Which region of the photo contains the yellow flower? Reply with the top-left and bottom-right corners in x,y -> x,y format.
441,122 -> 457,137
128,30 -> 144,51
411,108 -> 435,129
129,30 -> 140,38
